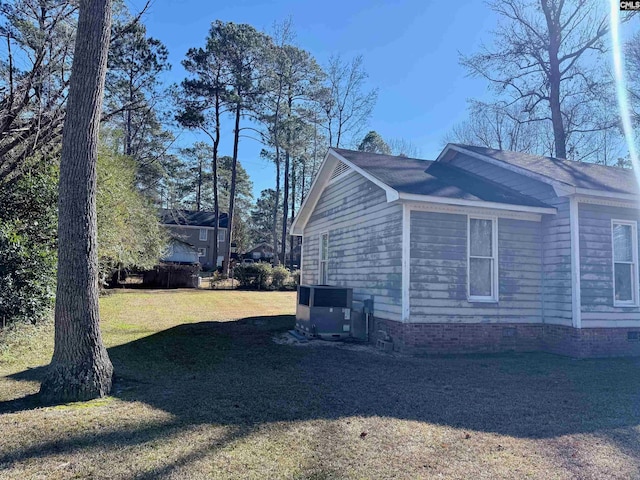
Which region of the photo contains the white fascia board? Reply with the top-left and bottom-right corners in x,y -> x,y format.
291,148 -> 401,235
397,192 -> 557,215
575,188 -> 640,203
290,150 -> 337,236
438,144 -> 576,196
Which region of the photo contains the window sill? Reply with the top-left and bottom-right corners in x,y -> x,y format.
613,303 -> 640,308
468,298 -> 499,304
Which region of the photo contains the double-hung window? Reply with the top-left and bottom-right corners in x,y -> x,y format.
199,228 -> 208,241
612,220 -> 638,306
319,232 -> 329,284
218,230 -> 225,242
468,216 -> 498,302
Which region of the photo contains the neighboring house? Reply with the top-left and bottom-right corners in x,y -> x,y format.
161,238 -> 200,265
244,241 -> 301,266
292,145 -> 640,357
246,241 -> 275,261
160,209 -> 228,269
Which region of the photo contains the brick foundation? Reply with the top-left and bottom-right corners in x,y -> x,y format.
543,324 -> 640,358
373,318 -> 640,358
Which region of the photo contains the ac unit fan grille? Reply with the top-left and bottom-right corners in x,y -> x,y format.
313,288 -> 349,308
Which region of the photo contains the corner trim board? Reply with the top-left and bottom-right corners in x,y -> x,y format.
402,204 -> 411,322
570,196 -> 582,328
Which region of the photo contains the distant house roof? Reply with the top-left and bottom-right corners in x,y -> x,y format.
247,241 -> 274,252
332,148 -> 551,208
451,144 -> 638,195
160,209 -> 229,228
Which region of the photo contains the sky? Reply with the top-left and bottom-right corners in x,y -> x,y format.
136,0 -> 500,199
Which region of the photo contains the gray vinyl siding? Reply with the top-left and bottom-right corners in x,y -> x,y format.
579,202 -> 640,323
541,197 -> 573,326
409,211 -> 543,323
449,153 -> 573,326
302,171 -> 403,321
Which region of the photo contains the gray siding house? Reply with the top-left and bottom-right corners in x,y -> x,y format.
160,209 -> 228,269
291,145 -> 640,357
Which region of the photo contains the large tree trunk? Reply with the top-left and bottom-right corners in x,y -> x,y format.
222,101 -> 241,277
271,82 -> 284,267
196,156 -> 202,211
211,92 -> 221,271
271,151 -> 281,266
281,149 -> 290,266
289,156 -> 296,270
280,95 -> 292,266
542,0 -> 567,160
40,0 -> 113,403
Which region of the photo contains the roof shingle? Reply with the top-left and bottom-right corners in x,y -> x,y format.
454,144 -> 638,195
160,209 -> 229,228
333,148 -> 551,208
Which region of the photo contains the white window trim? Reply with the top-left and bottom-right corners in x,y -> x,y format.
199,228 -> 208,241
218,230 -> 225,242
319,231 -> 329,284
197,247 -> 206,257
612,219 -> 639,307
467,215 -> 499,303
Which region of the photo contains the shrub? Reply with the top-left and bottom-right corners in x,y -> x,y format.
233,262 -> 273,290
97,148 -> 167,285
271,265 -> 289,290
0,164 -> 58,326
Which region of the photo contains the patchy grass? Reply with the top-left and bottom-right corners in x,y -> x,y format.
2,290 -> 640,479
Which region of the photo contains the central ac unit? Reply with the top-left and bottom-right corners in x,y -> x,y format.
296,285 -> 353,339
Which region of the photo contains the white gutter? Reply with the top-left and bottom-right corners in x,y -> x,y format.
397,192 -> 557,215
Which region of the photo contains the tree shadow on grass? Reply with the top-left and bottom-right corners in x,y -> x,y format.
2,314 -> 640,474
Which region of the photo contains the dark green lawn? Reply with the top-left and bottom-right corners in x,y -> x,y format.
1,290 -> 640,479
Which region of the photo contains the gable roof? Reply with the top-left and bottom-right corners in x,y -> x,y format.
160,209 -> 229,228
450,144 -> 639,195
291,148 -> 558,235
333,148 -> 550,208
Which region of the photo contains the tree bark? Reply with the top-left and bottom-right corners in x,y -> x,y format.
542,1 -> 567,159
271,82 -> 284,267
280,94 -> 292,266
289,156 -> 296,270
40,0 -> 114,404
211,89 -> 221,271
196,155 -> 202,211
222,101 -> 241,276
281,148 -> 290,266
271,152 -> 281,265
